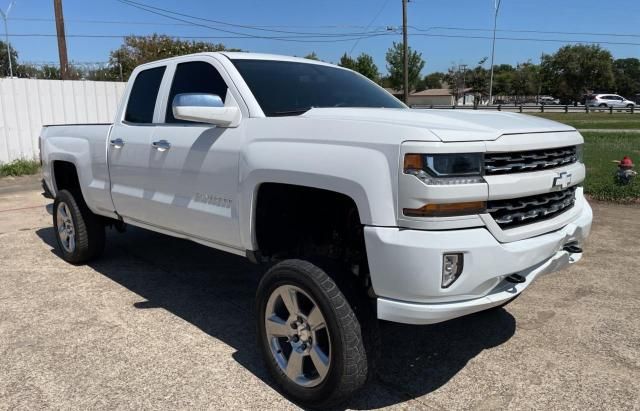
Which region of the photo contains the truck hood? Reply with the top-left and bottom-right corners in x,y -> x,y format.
301,108 -> 575,142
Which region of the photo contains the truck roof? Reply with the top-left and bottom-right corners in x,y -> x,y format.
136,51 -> 338,69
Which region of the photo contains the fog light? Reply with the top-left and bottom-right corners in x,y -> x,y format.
442,253 -> 463,288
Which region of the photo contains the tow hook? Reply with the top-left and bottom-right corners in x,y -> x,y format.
563,243 -> 583,254
505,273 -> 526,284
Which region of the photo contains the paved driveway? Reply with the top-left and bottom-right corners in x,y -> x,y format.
1,189 -> 638,410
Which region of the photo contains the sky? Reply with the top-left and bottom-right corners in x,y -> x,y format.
4,0 -> 640,75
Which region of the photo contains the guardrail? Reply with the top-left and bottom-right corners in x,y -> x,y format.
411,104 -> 636,114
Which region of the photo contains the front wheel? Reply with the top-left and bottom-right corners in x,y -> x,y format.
256,260 -> 369,408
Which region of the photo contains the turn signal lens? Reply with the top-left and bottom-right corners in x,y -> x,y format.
404,154 -> 424,170
403,201 -> 486,217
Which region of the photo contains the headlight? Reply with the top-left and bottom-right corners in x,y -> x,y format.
404,153 -> 485,185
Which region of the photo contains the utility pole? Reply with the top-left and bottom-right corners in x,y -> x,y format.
402,0 -> 409,104
459,64 -> 468,105
53,0 -> 70,79
488,0 -> 502,105
0,1 -> 16,78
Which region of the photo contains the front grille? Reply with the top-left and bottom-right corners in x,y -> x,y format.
484,146 -> 577,175
487,186 -> 577,228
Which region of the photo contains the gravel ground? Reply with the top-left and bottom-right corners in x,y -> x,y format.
0,189 -> 638,410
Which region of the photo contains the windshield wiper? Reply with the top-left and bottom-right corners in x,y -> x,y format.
270,107 -> 313,116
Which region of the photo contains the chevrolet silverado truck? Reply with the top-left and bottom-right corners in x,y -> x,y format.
40,52 -> 592,407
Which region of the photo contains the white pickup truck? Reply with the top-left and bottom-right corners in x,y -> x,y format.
40,52 -> 592,407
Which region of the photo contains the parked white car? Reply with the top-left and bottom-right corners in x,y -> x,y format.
539,95 -> 560,105
39,52 -> 592,407
587,94 -> 636,108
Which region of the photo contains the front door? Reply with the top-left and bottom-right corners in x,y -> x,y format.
141,59 -> 244,250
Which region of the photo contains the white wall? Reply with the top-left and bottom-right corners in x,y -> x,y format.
0,78 -> 126,163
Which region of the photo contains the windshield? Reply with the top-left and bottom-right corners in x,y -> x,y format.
231,59 -> 406,116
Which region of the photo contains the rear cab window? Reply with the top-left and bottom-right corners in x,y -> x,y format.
124,66 -> 166,124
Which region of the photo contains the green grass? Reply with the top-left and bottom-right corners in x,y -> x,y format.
532,113 -> 640,130
582,132 -> 640,202
0,159 -> 41,177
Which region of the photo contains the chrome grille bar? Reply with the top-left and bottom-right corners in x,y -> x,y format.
485,146 -> 577,175
488,186 -> 577,228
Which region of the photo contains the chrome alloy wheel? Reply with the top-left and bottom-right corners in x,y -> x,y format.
264,285 -> 332,387
56,202 -> 76,253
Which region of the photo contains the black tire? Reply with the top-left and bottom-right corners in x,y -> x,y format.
256,259 -> 369,408
598,103 -> 607,108
53,189 -> 105,264
627,104 -> 634,109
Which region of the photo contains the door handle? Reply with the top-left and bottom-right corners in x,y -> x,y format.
151,140 -> 171,152
110,138 -> 125,148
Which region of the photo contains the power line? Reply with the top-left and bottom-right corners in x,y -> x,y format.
349,0 -> 390,54
9,17 -> 384,30
1,32 -> 393,42
409,25 -> 640,39
10,14 -> 640,39
410,32 -> 640,46
115,0 -> 388,39
4,31 -> 640,46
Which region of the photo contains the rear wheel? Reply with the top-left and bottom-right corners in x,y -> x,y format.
598,103 -> 607,108
53,189 -> 104,264
256,259 -> 369,408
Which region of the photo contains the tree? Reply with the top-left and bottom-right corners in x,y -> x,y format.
15,64 -> 57,79
423,72 -> 445,89
491,64 -> 515,96
467,66 -> 489,107
511,61 -> 540,101
540,44 -> 614,103
339,53 -> 357,70
109,34 -> 241,80
613,58 -> 640,99
354,53 -> 379,81
304,52 -> 320,61
492,71 -> 513,96
338,52 -> 379,82
444,65 -> 464,104
385,42 -> 425,91
0,41 -> 19,77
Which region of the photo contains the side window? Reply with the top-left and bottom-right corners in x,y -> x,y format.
124,66 -> 166,124
165,61 -> 229,123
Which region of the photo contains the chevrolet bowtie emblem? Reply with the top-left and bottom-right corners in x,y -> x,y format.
552,172 -> 572,189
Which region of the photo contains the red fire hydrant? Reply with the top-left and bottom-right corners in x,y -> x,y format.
616,156 -> 637,185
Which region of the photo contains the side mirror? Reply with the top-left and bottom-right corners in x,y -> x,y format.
172,93 -> 241,127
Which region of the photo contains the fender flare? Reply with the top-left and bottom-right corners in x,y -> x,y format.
238,141 -> 398,250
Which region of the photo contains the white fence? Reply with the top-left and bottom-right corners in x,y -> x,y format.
0,78 -> 126,163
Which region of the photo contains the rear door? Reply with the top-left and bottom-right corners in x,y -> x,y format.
140,57 -> 245,250
108,64 -> 167,223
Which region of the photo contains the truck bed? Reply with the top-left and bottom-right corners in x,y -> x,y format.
41,123 -> 115,217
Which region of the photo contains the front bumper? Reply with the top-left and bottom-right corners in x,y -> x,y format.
365,198 -> 592,325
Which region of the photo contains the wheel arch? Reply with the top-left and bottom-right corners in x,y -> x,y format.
239,142 -> 398,252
